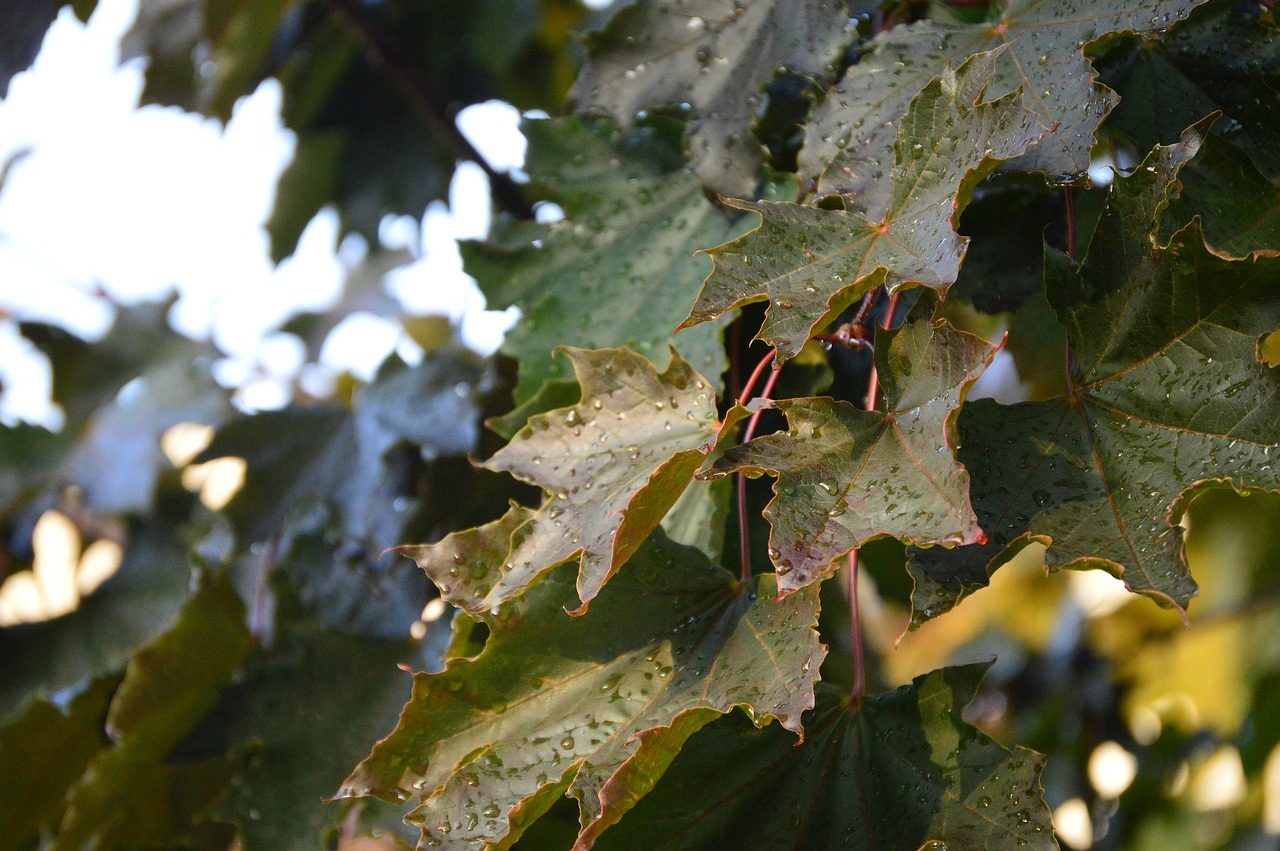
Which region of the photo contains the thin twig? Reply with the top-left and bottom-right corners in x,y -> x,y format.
849,290 -> 900,705
735,349 -> 781,583
1064,188 -> 1078,391
848,550 -> 865,703
328,0 -> 534,219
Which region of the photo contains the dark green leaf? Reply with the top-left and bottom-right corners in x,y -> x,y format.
801,0 -> 1205,216
680,51 -> 1044,360
340,530 -> 825,850
0,493 -> 198,718
52,574 -> 252,849
571,0 -> 853,196
210,628 -> 431,850
909,124 -> 1280,623
199,354 -> 483,548
465,117 -> 740,404
0,676 -> 117,851
1106,0 -> 1280,184
1158,134 -> 1280,260
595,664 -> 1054,851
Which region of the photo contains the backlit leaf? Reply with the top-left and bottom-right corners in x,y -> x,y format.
594,664 -> 1054,851
707,313 -> 996,596
801,0 -> 1205,216
403,347 -> 720,613
570,0 -> 852,196
680,50 -> 1043,360
909,125 -> 1280,624
339,530 -> 824,850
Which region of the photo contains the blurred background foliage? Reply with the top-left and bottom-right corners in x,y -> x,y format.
0,0 -> 1278,849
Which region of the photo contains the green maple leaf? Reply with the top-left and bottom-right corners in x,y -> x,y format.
0,676 -> 118,849
464,117 -> 744,404
405,347 -> 720,613
706,313 -> 996,596
1158,134 -> 1280,260
339,531 -> 824,851
679,50 -> 1044,361
801,0 -> 1205,217
1105,0 -> 1280,260
210,628 -> 430,850
593,663 -> 1054,851
1108,0 -> 1280,185
52,575 -> 253,850
908,125 -> 1280,625
569,0 -> 852,196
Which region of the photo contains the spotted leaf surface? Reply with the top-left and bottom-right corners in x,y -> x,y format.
909,127 -> 1280,624
339,532 -> 824,851
801,0 -> 1205,218
402,347 -> 719,613
464,117 -> 745,404
707,316 -> 997,596
680,51 -> 1043,360
594,664 -> 1054,851
570,0 -> 852,196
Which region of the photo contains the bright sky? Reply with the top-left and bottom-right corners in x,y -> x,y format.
0,0 -> 524,427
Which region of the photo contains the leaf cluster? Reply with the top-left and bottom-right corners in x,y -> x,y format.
3,0 -> 1280,849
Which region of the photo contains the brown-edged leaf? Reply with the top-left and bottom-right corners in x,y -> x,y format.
707,313 -> 997,596
340,531 -> 824,850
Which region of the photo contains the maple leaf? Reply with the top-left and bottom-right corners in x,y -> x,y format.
1158,134 -> 1280,260
1108,0 -> 1280,185
403,347 -> 720,614
570,0 -> 852,197
592,663 -> 1054,851
908,124 -> 1280,625
464,117 -> 746,404
52,576 -> 253,850
678,50 -> 1044,361
339,531 -> 825,850
706,313 -> 997,596
1104,1 -> 1280,260
801,0 -> 1206,217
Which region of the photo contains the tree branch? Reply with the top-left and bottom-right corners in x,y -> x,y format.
328,0 -> 535,219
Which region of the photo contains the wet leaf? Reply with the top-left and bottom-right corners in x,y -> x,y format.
464,117 -> 743,404
801,0 -> 1204,216
1158,134 -> 1280,260
570,0 -> 852,196
594,664 -> 1054,851
402,347 -> 720,613
708,314 -> 997,596
1107,0 -> 1280,185
339,530 -> 824,850
680,50 -> 1044,360
909,125 -> 1280,624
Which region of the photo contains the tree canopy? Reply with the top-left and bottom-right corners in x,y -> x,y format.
2,0 -> 1280,849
